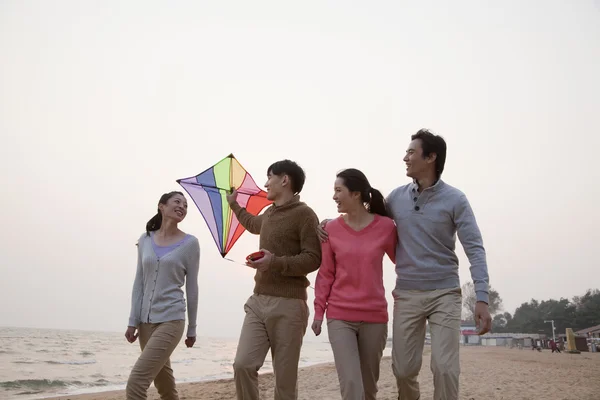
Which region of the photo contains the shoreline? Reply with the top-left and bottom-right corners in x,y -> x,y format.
40,359 -> 338,400
43,348 -> 600,400
0,327 -> 343,400
43,359 -> 342,400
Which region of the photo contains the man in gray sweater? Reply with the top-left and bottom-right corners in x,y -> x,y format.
386,129 -> 491,400
318,128 -> 491,400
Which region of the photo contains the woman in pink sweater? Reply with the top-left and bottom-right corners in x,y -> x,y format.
312,168 -> 397,400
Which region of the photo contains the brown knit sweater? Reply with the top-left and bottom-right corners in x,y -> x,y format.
231,195 -> 322,300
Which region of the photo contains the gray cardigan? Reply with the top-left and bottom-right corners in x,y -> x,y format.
128,232 -> 200,337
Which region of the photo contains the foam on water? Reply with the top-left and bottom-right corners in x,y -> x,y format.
1,327 -> 379,399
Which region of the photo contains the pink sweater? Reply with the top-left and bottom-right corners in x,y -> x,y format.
314,214 -> 398,323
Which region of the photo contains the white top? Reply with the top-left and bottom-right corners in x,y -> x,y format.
128,232 -> 200,337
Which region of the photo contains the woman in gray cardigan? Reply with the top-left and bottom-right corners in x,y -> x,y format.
125,191 -> 200,400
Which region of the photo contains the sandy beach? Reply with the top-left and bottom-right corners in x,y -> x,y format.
49,346 -> 600,400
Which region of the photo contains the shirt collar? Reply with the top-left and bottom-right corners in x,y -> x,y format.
273,194 -> 300,209
411,179 -> 444,193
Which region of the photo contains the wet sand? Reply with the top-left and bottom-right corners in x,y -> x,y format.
51,346 -> 600,400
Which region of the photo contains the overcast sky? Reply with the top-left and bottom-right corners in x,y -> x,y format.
1,0 -> 599,341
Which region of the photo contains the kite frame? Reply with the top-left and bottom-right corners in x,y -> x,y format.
176,153 -> 270,258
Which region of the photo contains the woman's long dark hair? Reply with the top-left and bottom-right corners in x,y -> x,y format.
336,169 -> 390,218
146,191 -> 185,235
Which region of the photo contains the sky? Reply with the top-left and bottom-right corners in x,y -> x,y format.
1,0 -> 599,341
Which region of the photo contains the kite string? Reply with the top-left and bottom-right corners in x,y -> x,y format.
223,257 -> 315,290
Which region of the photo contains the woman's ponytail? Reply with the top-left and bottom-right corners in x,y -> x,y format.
146,211 -> 162,235
368,188 -> 391,218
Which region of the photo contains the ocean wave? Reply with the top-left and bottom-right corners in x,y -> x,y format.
45,360 -> 97,365
171,358 -> 195,364
0,379 -> 80,390
0,379 -> 110,391
16,390 -> 44,396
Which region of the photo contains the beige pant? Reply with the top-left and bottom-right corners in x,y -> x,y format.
327,319 -> 388,400
391,287 -> 462,400
233,294 -> 309,400
126,320 -> 185,400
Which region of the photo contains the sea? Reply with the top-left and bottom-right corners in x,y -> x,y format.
0,327 -> 392,399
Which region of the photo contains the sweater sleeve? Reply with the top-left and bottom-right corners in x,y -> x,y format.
384,219 -> 398,264
231,202 -> 264,235
269,211 -> 322,277
314,235 -> 335,321
185,237 -> 200,337
454,193 -> 490,304
128,236 -> 145,328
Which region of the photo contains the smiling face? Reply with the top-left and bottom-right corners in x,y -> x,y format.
403,138 -> 436,180
332,177 -> 361,213
264,171 -> 289,201
159,193 -> 188,223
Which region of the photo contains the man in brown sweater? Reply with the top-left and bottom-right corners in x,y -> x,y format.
226,159 -> 322,400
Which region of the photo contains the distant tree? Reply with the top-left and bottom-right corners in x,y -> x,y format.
506,298 -> 577,334
492,312 -> 512,333
572,289 -> 600,329
462,288 -> 599,334
462,282 -> 503,322
539,298 -> 577,334
505,299 -> 539,333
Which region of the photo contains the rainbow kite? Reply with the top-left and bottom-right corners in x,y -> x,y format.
177,154 -> 272,257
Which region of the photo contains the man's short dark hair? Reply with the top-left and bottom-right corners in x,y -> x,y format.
267,160 -> 306,194
411,129 -> 447,179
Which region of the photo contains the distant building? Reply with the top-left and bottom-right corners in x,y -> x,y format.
459,320 -> 480,345
575,324 -> 600,339
458,320 -> 552,348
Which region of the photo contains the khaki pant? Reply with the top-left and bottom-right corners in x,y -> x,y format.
391,287 -> 462,400
327,319 -> 388,400
233,294 -> 309,400
126,320 -> 185,400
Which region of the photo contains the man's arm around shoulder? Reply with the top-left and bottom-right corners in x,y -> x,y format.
385,186 -> 400,204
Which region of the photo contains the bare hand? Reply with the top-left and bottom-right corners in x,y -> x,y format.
475,301 -> 492,335
246,249 -> 273,272
185,336 -> 196,348
226,189 -> 238,206
316,219 -> 331,243
311,319 -> 323,336
125,326 -> 138,343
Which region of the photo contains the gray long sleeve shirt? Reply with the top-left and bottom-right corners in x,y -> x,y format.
386,180 -> 490,303
128,232 -> 200,337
